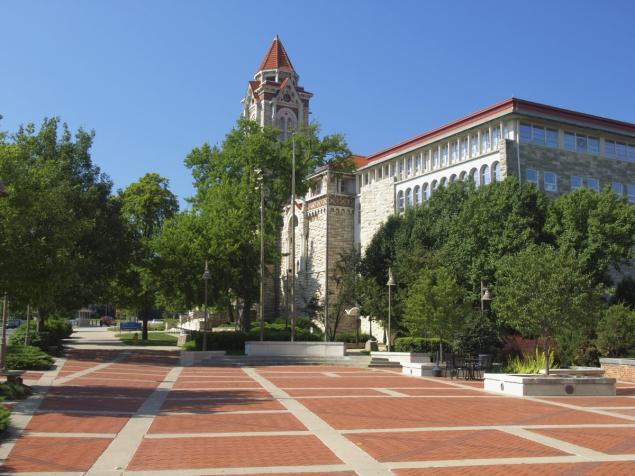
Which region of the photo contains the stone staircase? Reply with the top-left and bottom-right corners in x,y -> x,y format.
368,356 -> 402,369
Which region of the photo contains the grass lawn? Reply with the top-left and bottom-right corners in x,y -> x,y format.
115,332 -> 178,346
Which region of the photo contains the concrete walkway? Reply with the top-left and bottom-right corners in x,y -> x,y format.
67,327 -> 180,351
3,343 -> 635,475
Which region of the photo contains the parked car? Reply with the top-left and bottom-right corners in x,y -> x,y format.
6,319 -> 23,329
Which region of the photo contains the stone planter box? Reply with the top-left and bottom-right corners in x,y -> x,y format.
538,367 -> 604,377
180,350 -> 226,366
600,358 -> 635,382
484,373 -> 616,397
245,341 -> 346,357
402,362 -> 437,377
370,351 -> 431,365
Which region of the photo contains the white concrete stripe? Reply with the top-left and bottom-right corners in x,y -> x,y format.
322,372 -> 341,378
383,454 -> 635,469
500,426 -> 605,458
339,423 -> 635,434
86,366 -> 183,475
145,430 -> 311,439
54,351 -> 132,385
160,409 -> 289,416
374,388 -> 408,397
122,463 -> 350,476
244,366 -> 392,476
529,396 -> 635,422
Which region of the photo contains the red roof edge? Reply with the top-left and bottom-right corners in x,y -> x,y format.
366,98 -> 635,163
258,35 -> 295,72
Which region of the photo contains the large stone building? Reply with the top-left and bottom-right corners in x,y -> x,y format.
245,37 -> 635,335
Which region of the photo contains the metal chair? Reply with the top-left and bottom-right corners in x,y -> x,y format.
444,353 -> 465,379
475,354 -> 493,379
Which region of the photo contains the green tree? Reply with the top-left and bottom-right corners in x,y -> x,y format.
184,119 -> 350,331
493,245 -> 601,375
403,267 -> 469,362
596,303 -> 635,357
112,173 -> 178,340
0,118 -> 127,319
545,187 -> 635,285
324,249 -> 361,340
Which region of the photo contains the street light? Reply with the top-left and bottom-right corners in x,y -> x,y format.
255,169 -> 266,342
480,281 -> 492,315
0,182 -> 8,371
202,261 -> 211,352
386,267 -> 396,352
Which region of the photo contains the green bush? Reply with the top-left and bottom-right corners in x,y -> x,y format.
0,402 -> 10,433
6,345 -> 54,370
334,332 -> 371,343
451,313 -> 500,356
0,382 -> 32,400
394,337 -> 446,353
186,324 -> 322,351
10,318 -> 73,355
504,348 -> 557,374
596,303 -> 635,357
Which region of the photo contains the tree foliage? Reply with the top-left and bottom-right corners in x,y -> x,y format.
596,303 -> 635,357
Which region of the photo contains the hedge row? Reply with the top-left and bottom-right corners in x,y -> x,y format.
185,325 -> 321,352
393,337 -> 448,353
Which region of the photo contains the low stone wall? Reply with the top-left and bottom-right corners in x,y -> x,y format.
245,341 -> 345,357
370,352 -> 431,364
600,358 -> 635,381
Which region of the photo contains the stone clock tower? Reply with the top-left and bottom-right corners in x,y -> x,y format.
242,36 -> 312,138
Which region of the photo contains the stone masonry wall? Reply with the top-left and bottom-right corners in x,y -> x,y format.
359,177 -> 395,252
600,359 -> 635,382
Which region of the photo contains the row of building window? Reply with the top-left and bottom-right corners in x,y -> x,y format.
362,123 -> 509,187
525,168 -> 635,202
396,162 -> 502,212
520,122 -> 635,162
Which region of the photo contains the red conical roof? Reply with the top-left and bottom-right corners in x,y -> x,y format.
258,35 -> 295,72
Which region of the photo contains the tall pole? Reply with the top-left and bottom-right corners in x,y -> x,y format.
387,285 -> 391,352
202,261 -> 209,352
24,304 -> 31,346
1,292 -> 8,371
290,134 -> 296,342
324,170 -> 329,342
259,177 -> 265,342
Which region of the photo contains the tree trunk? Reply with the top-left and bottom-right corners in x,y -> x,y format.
142,308 -> 149,341
439,341 -> 444,366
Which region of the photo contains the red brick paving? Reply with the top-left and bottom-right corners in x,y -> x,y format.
299,397 -> 630,429
150,412 -> 306,433
47,385 -> 154,398
285,388 -> 386,396
127,435 -> 341,470
161,398 -> 284,413
0,436 -> 112,472
532,427 -> 635,454
26,412 -> 129,433
395,462 -> 635,475
543,396 -> 635,407
240,473 -> 355,476
389,388 -> 486,396
39,396 -> 145,413
267,376 -> 456,388
173,381 -> 262,389
347,429 -> 566,462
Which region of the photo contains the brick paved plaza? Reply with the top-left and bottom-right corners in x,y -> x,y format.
4,344 -> 635,475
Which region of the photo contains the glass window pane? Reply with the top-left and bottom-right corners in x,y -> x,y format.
628,145 -> 635,161
481,130 -> 490,151
587,178 -> 600,192
576,135 -> 588,153
520,123 -> 532,142
492,126 -> 501,148
616,143 -> 627,158
441,145 -> 448,165
605,140 -> 616,157
564,132 -> 575,150
571,176 -> 582,190
526,169 -> 538,185
460,139 -> 468,159
471,134 -> 479,156
612,182 -> 623,196
544,172 -> 557,192
532,126 -> 545,145
628,184 -> 635,204
588,137 -> 599,154
546,129 -> 558,147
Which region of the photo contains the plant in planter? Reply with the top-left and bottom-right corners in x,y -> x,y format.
493,245 -> 600,376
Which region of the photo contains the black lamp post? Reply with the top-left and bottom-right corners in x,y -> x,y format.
386,267 -> 396,352
480,281 -> 492,316
202,261 -> 211,352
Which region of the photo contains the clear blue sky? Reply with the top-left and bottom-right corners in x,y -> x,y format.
2,0 -> 634,205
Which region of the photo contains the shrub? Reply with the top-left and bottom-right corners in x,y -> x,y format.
9,319 -> 73,355
394,337 -> 447,353
6,345 -> 54,370
334,332 -> 371,343
0,382 -> 32,400
0,402 -> 10,433
186,324 -> 322,351
596,304 -> 635,357
451,313 -> 500,356
504,348 -> 557,374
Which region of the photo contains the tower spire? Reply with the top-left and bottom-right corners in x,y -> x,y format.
258,35 -> 295,72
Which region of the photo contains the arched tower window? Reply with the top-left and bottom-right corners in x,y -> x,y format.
405,188 -> 412,208
470,168 -> 479,186
397,191 -> 405,213
492,161 -> 501,182
481,164 -> 491,186
414,185 -> 421,206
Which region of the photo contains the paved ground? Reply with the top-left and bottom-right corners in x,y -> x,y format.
4,331 -> 635,474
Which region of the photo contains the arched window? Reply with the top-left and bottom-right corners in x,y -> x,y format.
481,164 -> 491,186
405,188 -> 412,208
397,190 -> 404,213
449,174 -> 457,182
470,168 -> 479,186
431,180 -> 438,191
459,171 -> 467,182
440,177 -> 447,188
414,185 -> 421,206
492,161 -> 501,182
422,183 -> 429,200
